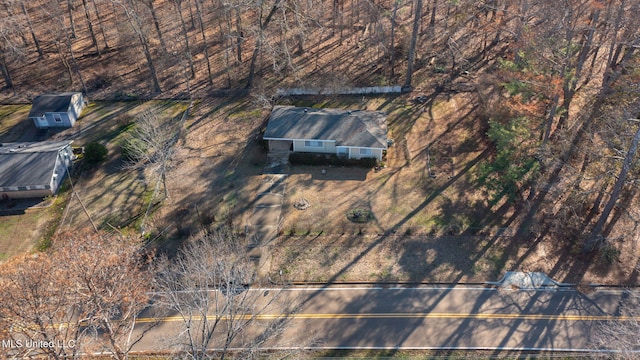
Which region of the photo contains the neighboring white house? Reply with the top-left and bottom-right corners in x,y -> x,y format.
28,92 -> 86,129
263,106 -> 388,161
0,141 -> 74,200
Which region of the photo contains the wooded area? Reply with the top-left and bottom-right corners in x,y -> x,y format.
0,1 -> 632,99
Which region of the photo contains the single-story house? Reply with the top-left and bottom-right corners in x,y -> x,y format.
263,106 -> 388,161
28,92 -> 86,129
0,141 -> 74,200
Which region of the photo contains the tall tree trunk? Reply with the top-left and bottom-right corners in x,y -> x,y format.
175,0 -> 196,79
140,33 -> 161,93
81,0 -> 101,56
65,26 -> 88,93
187,0 -> 197,30
146,0 -> 167,53
120,3 -> 162,93
332,0 -> 337,37
55,41 -> 74,85
0,52 -> 14,89
404,0 -> 422,90
429,0 -> 437,29
91,0 -> 110,50
194,0 -> 213,86
556,9 -> 600,132
245,0 -> 282,89
389,0 -> 400,79
67,0 -> 77,38
20,2 -> 44,59
585,122 -> 640,252
602,0 -> 625,92
235,7 -> 243,62
4,3 -> 29,46
543,94 -> 559,144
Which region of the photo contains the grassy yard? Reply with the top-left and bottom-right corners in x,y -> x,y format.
0,210 -> 49,262
268,93 -> 634,286
56,101 -> 190,234
281,94 -> 492,237
0,105 -> 31,142
269,94 -> 511,283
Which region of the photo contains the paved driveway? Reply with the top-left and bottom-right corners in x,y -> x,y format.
246,153 -> 288,276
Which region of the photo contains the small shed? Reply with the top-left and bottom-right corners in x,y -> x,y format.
28,92 -> 86,129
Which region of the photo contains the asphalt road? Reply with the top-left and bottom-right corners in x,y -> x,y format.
131,285 -> 639,354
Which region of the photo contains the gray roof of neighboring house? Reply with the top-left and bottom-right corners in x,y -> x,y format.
28,92 -> 81,118
0,141 -> 72,188
263,106 -> 388,148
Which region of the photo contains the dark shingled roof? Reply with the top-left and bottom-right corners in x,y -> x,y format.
0,141 -> 71,188
263,106 -> 388,148
28,93 -> 79,118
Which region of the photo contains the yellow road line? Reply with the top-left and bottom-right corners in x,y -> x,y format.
135,313 -> 640,324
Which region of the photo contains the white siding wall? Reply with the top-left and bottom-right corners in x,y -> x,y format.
348,147 -> 384,161
44,112 -> 73,128
1,189 -> 53,199
69,93 -> 85,125
292,140 -> 336,154
49,145 -> 73,194
31,116 -> 48,129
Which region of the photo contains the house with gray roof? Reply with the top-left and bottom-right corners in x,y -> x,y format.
263,106 -> 388,161
0,141 -> 74,200
28,92 -> 86,129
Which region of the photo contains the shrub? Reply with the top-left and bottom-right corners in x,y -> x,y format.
475,117 -> 540,205
347,208 -> 373,223
84,141 -> 108,164
600,243 -> 621,265
289,152 -> 377,168
121,137 -> 147,161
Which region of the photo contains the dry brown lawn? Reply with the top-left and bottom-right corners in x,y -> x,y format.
57,101 -> 189,233
267,94 -> 639,286
142,98 -> 271,252
281,94 -> 487,237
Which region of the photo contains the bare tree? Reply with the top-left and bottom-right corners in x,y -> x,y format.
141,0 -> 167,53
115,0 -> 162,92
123,107 -> 181,205
585,120 -> 640,252
0,11 -> 26,89
0,231 -> 154,359
90,0 -> 110,50
81,0 -> 101,56
388,0 -> 401,79
66,0 -> 77,38
403,0 -> 422,90
593,272 -> 640,358
174,0 -> 196,79
245,0 -> 282,89
193,0 -> 213,86
41,3 -> 88,93
18,0 -> 43,58
0,253 -> 85,359
154,227 -> 292,359
54,231 -> 155,359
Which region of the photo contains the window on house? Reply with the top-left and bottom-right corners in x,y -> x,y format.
304,140 -> 323,147
359,148 -> 372,155
53,114 -> 63,122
